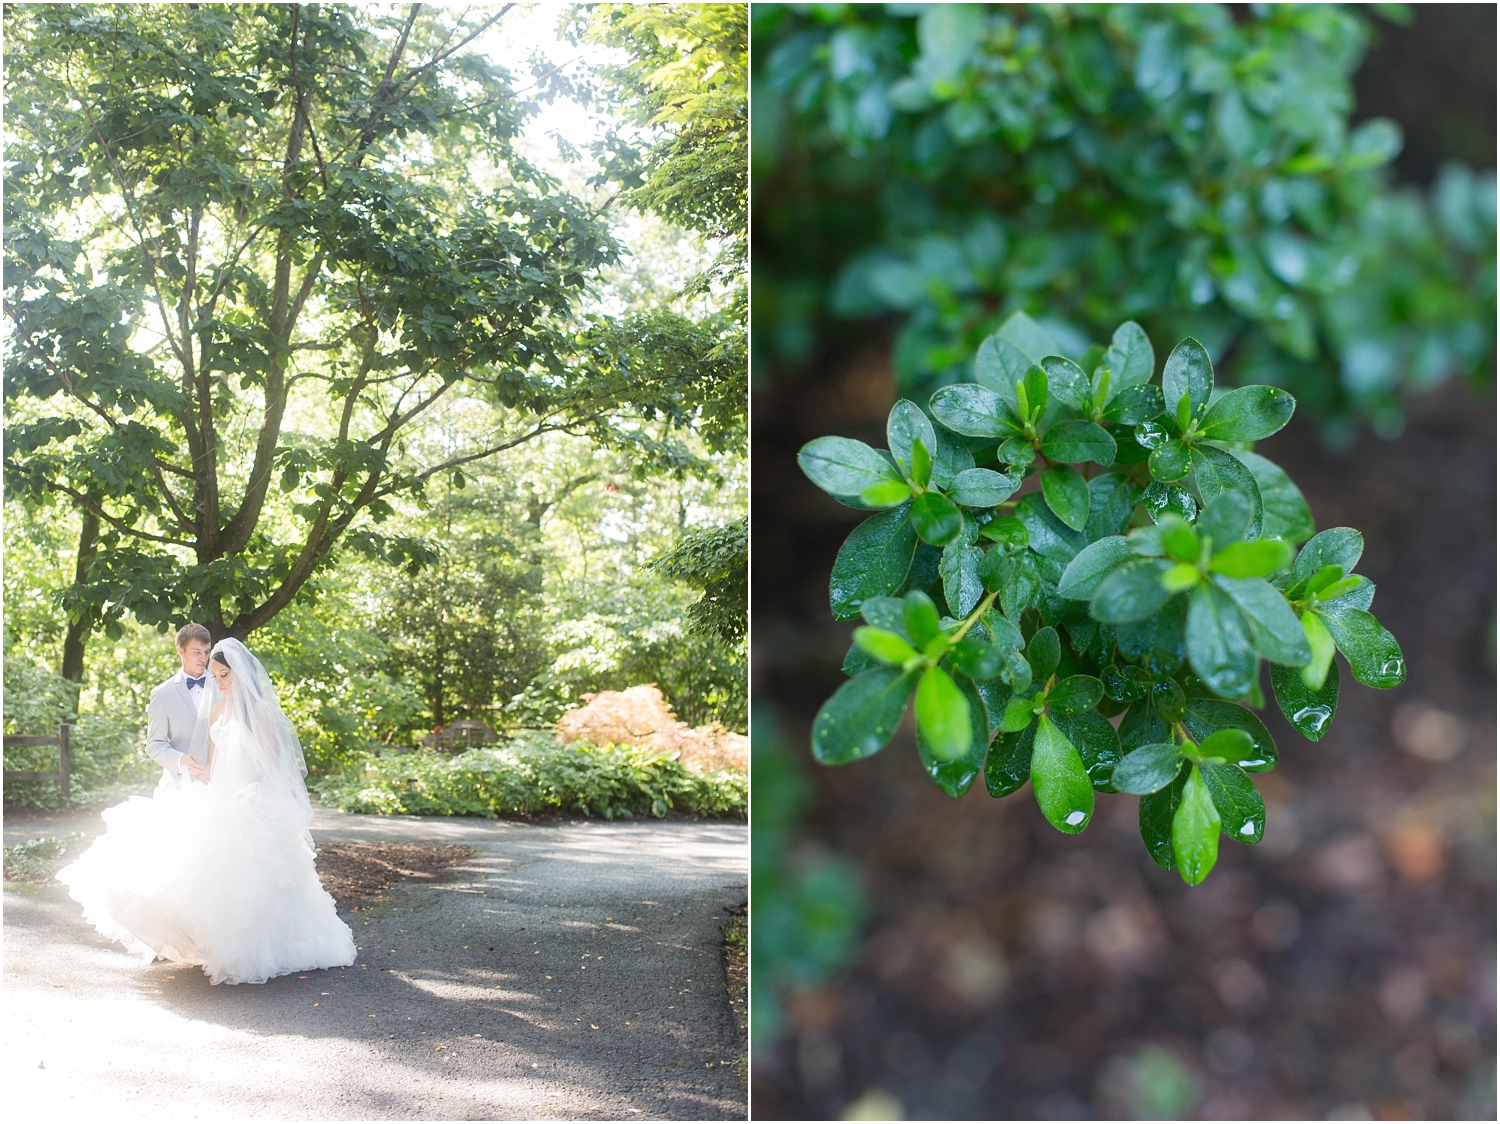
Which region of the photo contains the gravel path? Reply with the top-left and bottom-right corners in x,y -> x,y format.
3,810 -> 748,1120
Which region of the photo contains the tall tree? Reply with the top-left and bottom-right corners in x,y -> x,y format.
4,3 -> 721,649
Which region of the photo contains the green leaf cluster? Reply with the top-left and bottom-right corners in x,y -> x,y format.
753,4 -> 1494,430
799,319 -> 1403,882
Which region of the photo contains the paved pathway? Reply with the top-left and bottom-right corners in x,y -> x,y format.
3,810 -> 748,1120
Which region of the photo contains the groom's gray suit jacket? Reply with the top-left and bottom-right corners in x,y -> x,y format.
145,670 -> 202,779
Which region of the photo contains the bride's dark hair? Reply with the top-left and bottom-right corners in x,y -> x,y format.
210,651 -> 232,670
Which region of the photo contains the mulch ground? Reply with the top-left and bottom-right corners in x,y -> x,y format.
314,842 -> 476,911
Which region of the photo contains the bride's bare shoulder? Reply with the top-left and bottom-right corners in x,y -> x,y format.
210,700 -> 227,722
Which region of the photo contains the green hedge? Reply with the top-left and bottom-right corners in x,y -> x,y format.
315,737 -> 748,820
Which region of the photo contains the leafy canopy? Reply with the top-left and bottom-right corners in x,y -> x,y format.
3,4 -> 731,641
799,314 -> 1403,883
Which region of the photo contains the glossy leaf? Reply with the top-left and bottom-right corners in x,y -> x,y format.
1020,364 -> 1050,422
1084,473 -> 1138,541
949,633 -> 1004,680
1115,593 -> 1189,676
949,467 -> 1021,508
1040,355 -> 1092,412
996,549 -> 1043,621
1180,697 -> 1276,771
1101,384 -> 1165,426
1000,695 -> 1038,733
1031,714 -> 1094,833
1161,337 -> 1213,422
1193,446 -> 1264,540
914,665 -> 972,762
1014,493 -> 1086,564
860,479 -> 915,507
929,383 -> 1022,438
1271,659 -> 1340,741
1195,727 -> 1256,762
928,422 -> 976,489
940,540 -> 985,618
1091,559 -> 1173,624
1196,384 -> 1296,441
1102,663 -> 1152,702
1051,709 -> 1122,791
1149,439 -> 1191,482
917,671 -> 989,796
985,721 -> 1033,797
1049,674 -> 1104,713
1102,321 -> 1155,389
887,399 -> 937,478
1152,677 -> 1186,724
1209,540 -> 1293,578
1213,574 -> 1310,665
1139,762 -> 1190,869
909,490 -> 963,546
1196,490 -> 1254,549
1158,515 -> 1200,562
1186,582 -> 1257,698
1172,765 -> 1221,884
1200,762 -> 1265,844
852,626 -> 918,665
1040,464 -> 1091,531
798,436 -> 905,505
909,438 -> 932,488
1027,625 -> 1061,681
861,596 -> 910,637
811,666 -> 920,764
1057,536 -> 1134,600
973,333 -> 1032,406
979,514 -> 1029,547
1292,528 -> 1364,585
1040,419 -> 1117,465
1112,742 -> 1182,795
903,590 -> 942,649
1232,450 -> 1315,545
1314,603 -> 1406,688
829,505 -> 918,620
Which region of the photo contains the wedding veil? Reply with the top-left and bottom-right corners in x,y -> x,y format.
186,638 -> 311,821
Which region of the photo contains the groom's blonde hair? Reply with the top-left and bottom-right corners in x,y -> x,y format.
176,623 -> 212,649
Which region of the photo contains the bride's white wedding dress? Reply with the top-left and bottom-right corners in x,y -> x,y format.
58,642 -> 355,985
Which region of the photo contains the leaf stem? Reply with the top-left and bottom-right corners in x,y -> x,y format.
949,589 -> 1000,645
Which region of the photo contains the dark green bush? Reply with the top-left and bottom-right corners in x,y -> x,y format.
315,734 -> 747,820
754,4 -> 1494,433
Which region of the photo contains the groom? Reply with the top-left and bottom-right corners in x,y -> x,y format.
145,623 -> 213,786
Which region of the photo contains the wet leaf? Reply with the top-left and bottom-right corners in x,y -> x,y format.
798,436 -> 906,506
1196,490 -> 1254,549
914,665 -> 972,761
1057,536 -> 1134,600
1031,714 -> 1094,833
1049,674 -> 1104,713
903,590 -> 942,648
1040,463 -> 1091,531
1209,540 -> 1293,579
1270,660 -> 1340,741
1138,762 -> 1190,869
1161,337 -> 1213,422
1291,528 -> 1363,585
829,505 -> 918,620
1040,419 -> 1117,466
1180,697 -> 1276,770
1186,582 -> 1257,697
1041,355 -> 1091,412
1213,574 -> 1310,665
1051,709 -> 1122,790
1149,439 -> 1191,482
1027,625 -> 1061,681
1112,742 -> 1182,795
1299,609 -> 1336,689
1200,762 -> 1264,844
1102,320 -> 1155,388
1195,384 -> 1295,441
1314,603 -> 1405,688
939,540 -> 985,617
1084,473 -> 1137,541
949,467 -> 1021,507
1091,559 -> 1173,623
917,671 -> 989,795
887,399 -> 937,478
811,666 -> 920,764
929,383 -> 1022,439
1172,765 -> 1221,884
1015,493 -> 1087,563
985,721 -> 1033,797
974,333 -> 1032,405
979,514 -> 1028,547
1231,450 -> 1314,544
1195,727 -> 1256,762
1115,593 -> 1189,676
852,626 -> 917,665
1193,446 -> 1264,539
909,491 -> 963,546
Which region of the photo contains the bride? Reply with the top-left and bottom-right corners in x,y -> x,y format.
57,638 -> 356,984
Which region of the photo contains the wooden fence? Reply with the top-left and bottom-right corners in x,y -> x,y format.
3,724 -> 72,800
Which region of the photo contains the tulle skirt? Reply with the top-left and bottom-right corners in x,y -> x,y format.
56,776 -> 356,984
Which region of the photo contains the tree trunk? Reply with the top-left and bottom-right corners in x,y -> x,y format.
60,508 -> 101,690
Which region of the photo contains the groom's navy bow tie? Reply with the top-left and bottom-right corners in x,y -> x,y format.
186,675 -> 206,689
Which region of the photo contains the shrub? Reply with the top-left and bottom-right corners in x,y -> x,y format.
798,316 -> 1402,883
315,734 -> 747,821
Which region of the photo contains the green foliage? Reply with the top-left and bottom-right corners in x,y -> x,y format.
750,706 -> 866,1048
651,517 -> 748,644
3,4 -> 733,644
2,653 -> 157,808
753,4 -> 1495,430
316,734 -> 746,821
799,318 -> 1404,882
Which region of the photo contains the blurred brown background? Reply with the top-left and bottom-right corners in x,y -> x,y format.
750,6 -> 1496,1120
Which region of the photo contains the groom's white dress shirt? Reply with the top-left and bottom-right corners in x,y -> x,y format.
145,669 -> 205,780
